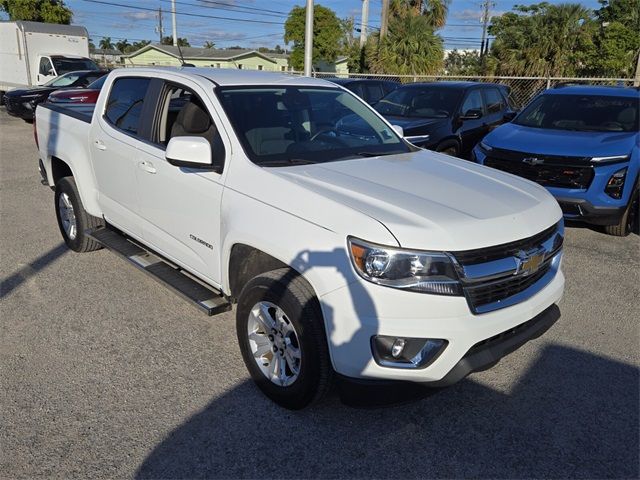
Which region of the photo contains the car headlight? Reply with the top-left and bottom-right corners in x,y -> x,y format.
479,141 -> 493,152
590,154 -> 629,164
348,237 -> 462,295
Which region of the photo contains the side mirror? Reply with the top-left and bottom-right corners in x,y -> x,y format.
503,111 -> 518,122
48,68 -> 56,76
166,136 -> 219,171
460,109 -> 483,120
391,124 -> 404,137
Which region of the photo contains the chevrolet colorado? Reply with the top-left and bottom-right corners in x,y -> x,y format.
35,68 -> 564,409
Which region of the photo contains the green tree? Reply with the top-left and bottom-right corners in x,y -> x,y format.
580,0 -> 640,77
99,37 -> 114,50
0,0 -> 72,23
284,4 -> 345,71
203,41 -> 216,49
126,40 -> 150,54
161,36 -> 190,47
368,13 -> 443,75
444,49 -> 482,75
488,3 -> 593,77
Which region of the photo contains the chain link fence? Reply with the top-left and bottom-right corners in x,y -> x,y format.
304,72 -> 636,108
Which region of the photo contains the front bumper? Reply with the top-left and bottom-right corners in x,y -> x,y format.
4,97 -> 38,120
319,266 -> 564,383
555,196 -> 625,225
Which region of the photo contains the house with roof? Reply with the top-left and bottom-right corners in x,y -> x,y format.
123,44 -> 349,74
123,44 -> 290,71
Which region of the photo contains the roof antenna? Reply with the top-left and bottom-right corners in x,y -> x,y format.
176,42 -> 195,67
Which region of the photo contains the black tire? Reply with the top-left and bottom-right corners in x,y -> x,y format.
236,268 -> 333,409
54,176 -> 104,252
436,140 -> 460,157
604,185 -> 639,237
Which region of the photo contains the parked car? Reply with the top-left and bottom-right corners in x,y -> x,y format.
473,85 -> 639,236
46,75 -> 107,104
4,70 -> 108,120
325,78 -> 399,105
374,82 -> 517,157
35,68 -> 564,409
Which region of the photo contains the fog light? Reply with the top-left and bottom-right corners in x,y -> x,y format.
391,338 -> 406,358
372,336 -> 447,369
605,167 -> 627,199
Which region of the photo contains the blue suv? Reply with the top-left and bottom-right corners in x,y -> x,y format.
473,86 -> 639,236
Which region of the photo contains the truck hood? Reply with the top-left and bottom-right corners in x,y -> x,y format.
270,150 -> 561,251
484,123 -> 638,157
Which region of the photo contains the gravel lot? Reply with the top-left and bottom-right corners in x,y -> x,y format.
1,109 -> 639,479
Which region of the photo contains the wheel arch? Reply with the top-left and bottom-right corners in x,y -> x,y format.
46,154 -> 102,218
228,243 -> 304,301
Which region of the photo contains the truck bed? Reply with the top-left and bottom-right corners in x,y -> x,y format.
39,102 -> 95,123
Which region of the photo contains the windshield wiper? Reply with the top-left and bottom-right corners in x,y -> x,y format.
262,158 -> 320,167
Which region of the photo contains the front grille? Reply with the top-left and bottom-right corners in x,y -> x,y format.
485,149 -> 594,189
453,223 -> 558,265
464,263 -> 551,310
451,222 -> 562,314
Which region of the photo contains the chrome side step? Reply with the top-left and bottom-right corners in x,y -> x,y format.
87,226 -> 231,316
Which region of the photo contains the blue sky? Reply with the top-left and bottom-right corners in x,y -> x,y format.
3,0 -> 603,50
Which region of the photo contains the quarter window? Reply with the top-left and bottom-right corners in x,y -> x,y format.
484,88 -> 505,114
104,77 -> 151,136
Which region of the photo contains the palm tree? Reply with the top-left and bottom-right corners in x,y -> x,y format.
390,0 -> 450,28
99,37 -> 113,50
203,41 -> 216,49
369,13 -> 444,75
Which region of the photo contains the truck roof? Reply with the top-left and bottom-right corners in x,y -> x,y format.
126,67 -> 338,88
6,21 -> 89,37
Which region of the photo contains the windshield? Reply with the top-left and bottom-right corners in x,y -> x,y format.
51,57 -> 98,75
45,72 -> 83,87
514,94 -> 639,132
87,75 -> 107,90
375,86 -> 462,118
216,86 -> 411,166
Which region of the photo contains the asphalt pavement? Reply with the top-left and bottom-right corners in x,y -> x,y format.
1,109 -> 638,479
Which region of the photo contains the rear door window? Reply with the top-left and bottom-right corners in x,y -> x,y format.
104,77 -> 151,136
484,88 -> 505,114
460,89 -> 484,115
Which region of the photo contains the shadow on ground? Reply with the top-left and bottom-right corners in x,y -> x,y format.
135,345 -> 639,479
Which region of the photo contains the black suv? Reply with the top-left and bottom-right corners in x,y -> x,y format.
326,78 -> 399,105
374,82 -> 517,157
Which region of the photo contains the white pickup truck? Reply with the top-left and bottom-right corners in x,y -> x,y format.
35,68 -> 564,409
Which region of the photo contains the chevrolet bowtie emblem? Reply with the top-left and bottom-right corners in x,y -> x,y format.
522,157 -> 544,166
514,248 -> 546,276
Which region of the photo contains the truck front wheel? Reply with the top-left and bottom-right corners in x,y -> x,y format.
236,268 -> 333,409
54,176 -> 104,252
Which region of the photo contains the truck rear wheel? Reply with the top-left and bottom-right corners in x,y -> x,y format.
236,268 -> 332,409
54,176 -> 104,252
604,185 -> 639,237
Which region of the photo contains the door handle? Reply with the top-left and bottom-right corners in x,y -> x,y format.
94,139 -> 107,151
138,161 -> 156,174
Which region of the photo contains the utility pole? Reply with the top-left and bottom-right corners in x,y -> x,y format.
155,7 -> 164,44
380,0 -> 390,39
171,0 -> 178,47
360,0 -> 369,47
303,0 -> 313,76
480,0 -> 493,57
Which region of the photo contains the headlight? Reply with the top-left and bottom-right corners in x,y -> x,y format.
479,141 -> 493,152
590,154 -> 629,164
348,237 -> 462,295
